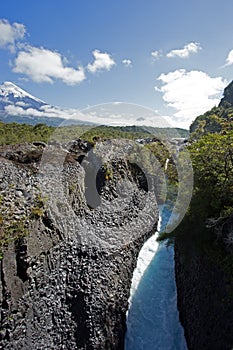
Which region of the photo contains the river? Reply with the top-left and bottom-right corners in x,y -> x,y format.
125,206 -> 188,350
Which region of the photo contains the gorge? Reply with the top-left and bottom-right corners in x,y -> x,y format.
0,80 -> 233,350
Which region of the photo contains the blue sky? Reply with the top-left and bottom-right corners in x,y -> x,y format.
1,0 -> 233,128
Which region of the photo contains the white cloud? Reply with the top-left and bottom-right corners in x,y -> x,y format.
16,101 -> 29,107
0,19 -> 26,51
122,59 -> 132,67
13,46 -> 86,85
87,49 -> 116,73
5,101 -> 170,128
151,50 -> 161,59
167,42 -> 201,58
80,103 -> 169,127
5,104 -> 48,117
225,49 -> 233,66
156,69 -> 227,128
5,103 -> 80,119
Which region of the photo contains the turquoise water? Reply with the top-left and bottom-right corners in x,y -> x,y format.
125,207 -> 187,350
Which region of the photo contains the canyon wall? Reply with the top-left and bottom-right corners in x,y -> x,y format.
0,141 -> 159,349
175,216 -> 233,350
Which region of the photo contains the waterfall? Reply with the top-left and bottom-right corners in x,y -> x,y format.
164,158 -> 170,171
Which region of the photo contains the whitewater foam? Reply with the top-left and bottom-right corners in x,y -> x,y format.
127,213 -> 161,307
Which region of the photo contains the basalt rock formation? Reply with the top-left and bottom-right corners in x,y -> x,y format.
174,212 -> 233,350
0,139 -> 159,349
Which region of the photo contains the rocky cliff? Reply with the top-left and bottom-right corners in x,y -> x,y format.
190,80 -> 233,138
174,80 -> 233,349
0,139 -> 159,349
175,215 -> 233,350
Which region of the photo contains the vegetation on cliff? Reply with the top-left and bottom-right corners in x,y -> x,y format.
190,81 -> 233,139
159,81 -> 233,253
159,131 -> 233,245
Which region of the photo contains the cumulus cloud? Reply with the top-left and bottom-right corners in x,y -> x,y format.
151,50 -> 161,59
225,49 -> 233,66
4,104 -> 81,119
13,46 -> 86,85
167,42 -> 201,58
5,104 -> 49,117
156,69 -> 226,128
87,49 -> 116,73
122,59 -> 132,67
15,101 -> 30,107
0,19 -> 26,51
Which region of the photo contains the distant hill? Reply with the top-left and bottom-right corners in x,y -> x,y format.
84,125 -> 189,139
0,121 -> 189,145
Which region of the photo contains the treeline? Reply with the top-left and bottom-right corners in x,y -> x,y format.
0,121 -> 189,145
0,122 -> 54,145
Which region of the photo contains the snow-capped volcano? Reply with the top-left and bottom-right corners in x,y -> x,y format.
0,81 -> 44,103
0,81 -> 73,126
0,81 -> 48,115
0,81 -> 96,126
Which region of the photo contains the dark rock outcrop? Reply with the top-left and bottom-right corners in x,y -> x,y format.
175,217 -> 233,350
219,80 -> 233,108
0,140 -> 159,349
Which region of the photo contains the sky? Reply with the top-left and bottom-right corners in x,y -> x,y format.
1,0 -> 233,129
